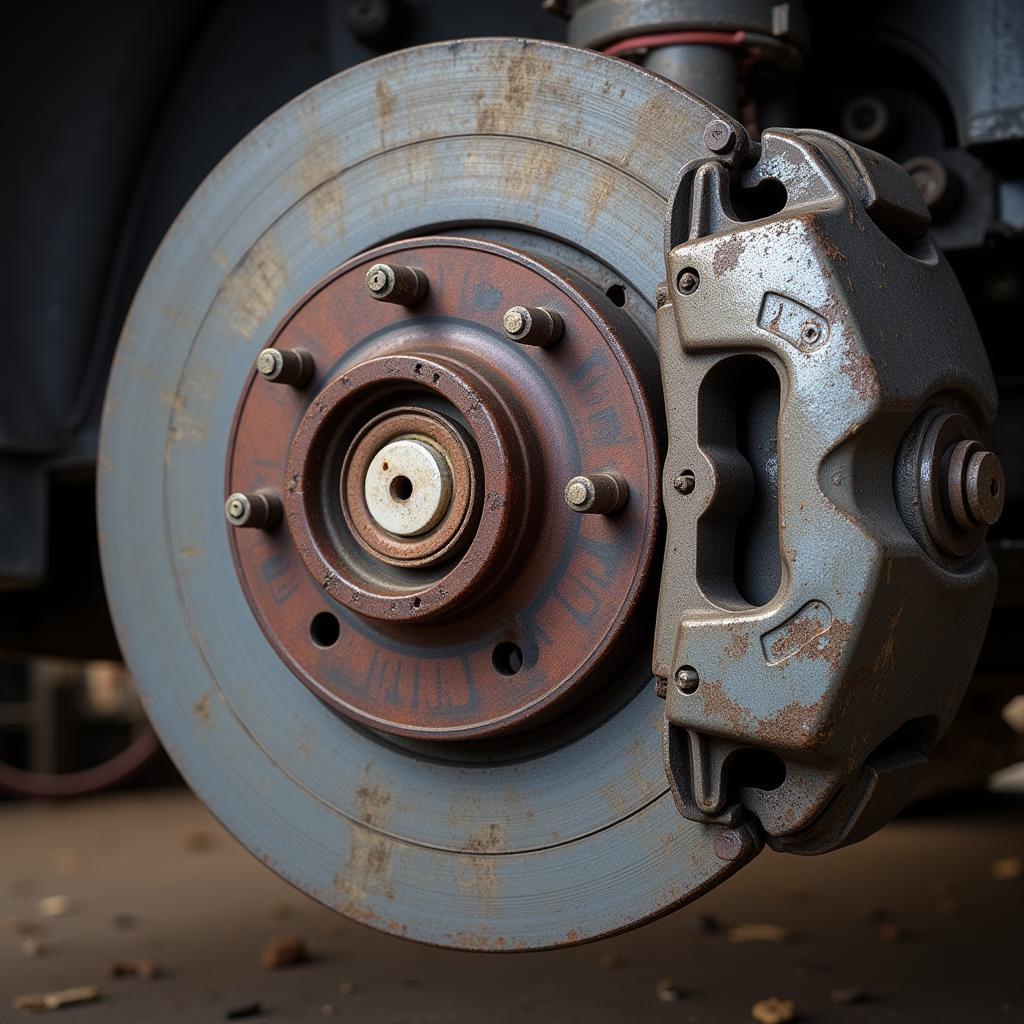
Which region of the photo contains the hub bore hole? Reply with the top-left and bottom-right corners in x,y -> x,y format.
492,641 -> 524,676
310,611 -> 340,648
606,283 -> 626,307
390,475 -> 413,501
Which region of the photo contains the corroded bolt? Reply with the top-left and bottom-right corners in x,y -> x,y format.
564,471 -> 629,515
712,827 -> 752,862
676,268 -> 700,295
674,665 -> 699,694
256,347 -> 314,386
502,305 -> 564,347
703,119 -> 736,154
365,262 -> 429,306
673,470 -> 695,495
946,440 -> 1004,529
224,490 -> 282,530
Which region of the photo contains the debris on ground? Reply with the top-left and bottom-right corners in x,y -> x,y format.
751,996 -> 797,1023
224,1002 -> 263,1019
20,937 -> 46,958
12,986 -> 101,1012
182,828 -> 214,852
727,923 -> 791,944
830,987 -> 867,1005
691,913 -> 719,935
50,848 -> 79,876
599,952 -> 621,969
654,977 -> 685,1002
990,856 -> 1023,881
260,935 -> 310,969
109,958 -> 162,979
880,923 -> 905,942
36,894 -> 72,918
320,1005 -> 335,1017
336,981 -> 356,996
111,912 -> 138,930
6,915 -> 36,935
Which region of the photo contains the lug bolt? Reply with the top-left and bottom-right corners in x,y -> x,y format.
712,827 -> 752,862
256,347 -> 314,386
703,119 -> 736,154
365,262 -> 429,306
502,305 -> 564,347
564,471 -> 629,515
674,665 -> 699,694
225,490 -> 282,530
673,470 -> 695,495
676,268 -> 700,295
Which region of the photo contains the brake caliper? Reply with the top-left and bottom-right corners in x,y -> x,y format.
655,129 -> 1002,854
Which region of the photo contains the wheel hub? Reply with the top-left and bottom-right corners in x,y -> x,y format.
227,236 -> 661,740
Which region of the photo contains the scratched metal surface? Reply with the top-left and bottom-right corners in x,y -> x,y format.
97,39 -> 755,948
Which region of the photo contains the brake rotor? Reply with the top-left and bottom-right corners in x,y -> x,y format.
99,38 -> 756,949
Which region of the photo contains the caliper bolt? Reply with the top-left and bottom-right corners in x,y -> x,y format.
676,268 -> 700,295
703,119 -> 736,154
365,262 -> 429,306
673,470 -> 695,495
674,665 -> 699,694
255,347 -> 314,387
564,471 -> 629,515
502,305 -> 564,347
224,491 -> 282,530
712,827 -> 753,862
946,441 -> 1005,529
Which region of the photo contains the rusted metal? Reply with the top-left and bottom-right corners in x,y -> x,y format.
227,236 -> 661,740
564,471 -> 629,514
256,347 -> 314,387
501,305 -> 564,347
224,491 -> 282,530
365,262 -> 428,306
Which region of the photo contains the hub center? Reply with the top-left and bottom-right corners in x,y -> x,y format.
363,437 -> 453,537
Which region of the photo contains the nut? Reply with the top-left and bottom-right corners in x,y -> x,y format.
502,305 -> 564,347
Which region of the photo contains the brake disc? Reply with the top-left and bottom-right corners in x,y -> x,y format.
98,38 -> 1000,949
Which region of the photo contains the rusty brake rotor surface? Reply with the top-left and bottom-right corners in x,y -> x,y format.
98,39 -> 757,949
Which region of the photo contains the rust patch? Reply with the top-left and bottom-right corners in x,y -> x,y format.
712,234 -> 745,276
839,337 -> 881,402
354,781 -> 393,829
726,631 -> 749,660
193,691 -> 212,727
699,678 -> 748,735
221,234 -> 290,341
872,603 -> 903,675
807,214 -> 847,263
466,823 -> 507,853
762,601 -> 833,665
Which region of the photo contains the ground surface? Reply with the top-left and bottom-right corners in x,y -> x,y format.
1,787 -> 1022,1023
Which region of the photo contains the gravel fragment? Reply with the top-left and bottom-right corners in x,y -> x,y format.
109,958 -> 162,979
6,915 -> 36,935
12,986 -> 101,1012
654,977 -> 685,1002
727,923 -> 791,944
260,934 -> 310,969
751,996 -> 796,1023
182,828 -> 214,852
20,937 -> 46,958
37,895 -> 72,918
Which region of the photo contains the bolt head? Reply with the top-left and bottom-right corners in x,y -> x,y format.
502,307 -> 528,337
673,470 -> 695,495
256,349 -> 283,378
225,493 -> 251,524
674,665 -> 699,694
712,828 -> 748,862
965,450 -> 1005,526
703,119 -> 736,154
676,269 -> 700,295
365,264 -> 392,294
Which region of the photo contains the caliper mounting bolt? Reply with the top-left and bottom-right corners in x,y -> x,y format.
225,491 -> 283,530
564,471 -> 629,515
502,305 -> 564,347
712,827 -> 754,862
676,268 -> 700,295
673,470 -> 695,495
946,441 -> 1004,529
674,665 -> 699,694
703,119 -> 736,154
365,262 -> 429,306
256,347 -> 314,387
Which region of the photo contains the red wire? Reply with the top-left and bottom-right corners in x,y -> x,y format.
601,30 -> 747,58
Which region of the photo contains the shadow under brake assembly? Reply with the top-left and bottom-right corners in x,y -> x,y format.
99,39 -> 1002,949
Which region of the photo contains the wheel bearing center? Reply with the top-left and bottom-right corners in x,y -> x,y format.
363,437 -> 453,537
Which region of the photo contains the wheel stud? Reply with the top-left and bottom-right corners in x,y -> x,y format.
502,305 -> 563,347
256,347 -> 314,386
365,262 -> 429,306
225,490 -> 282,530
564,471 -> 628,515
